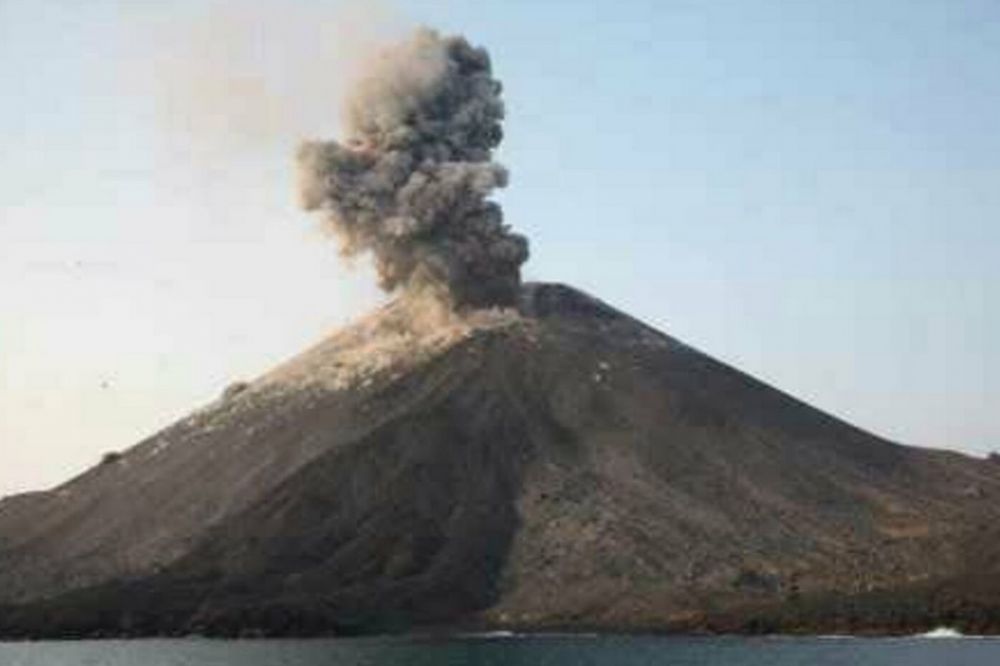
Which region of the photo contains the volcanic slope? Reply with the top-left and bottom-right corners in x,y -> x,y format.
2,283 -> 1000,636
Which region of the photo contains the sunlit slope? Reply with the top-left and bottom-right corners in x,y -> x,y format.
2,283 -> 999,636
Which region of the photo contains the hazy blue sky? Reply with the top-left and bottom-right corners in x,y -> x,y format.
1,0 -> 998,496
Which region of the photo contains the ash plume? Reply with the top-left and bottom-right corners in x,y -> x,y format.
297,28 -> 529,310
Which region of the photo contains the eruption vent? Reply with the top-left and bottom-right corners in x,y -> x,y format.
297,28 -> 529,310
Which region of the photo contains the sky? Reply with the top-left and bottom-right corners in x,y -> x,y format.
1,0 -> 998,497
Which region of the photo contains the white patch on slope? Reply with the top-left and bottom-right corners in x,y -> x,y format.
257,298 -> 523,394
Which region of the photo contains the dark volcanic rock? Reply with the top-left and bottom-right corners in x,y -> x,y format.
2,282 -> 1000,637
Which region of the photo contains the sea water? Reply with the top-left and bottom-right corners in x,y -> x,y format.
2,634 -> 1000,666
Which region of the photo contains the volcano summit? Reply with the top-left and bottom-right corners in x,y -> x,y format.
3,28 -> 1000,638
3,283 -> 1000,636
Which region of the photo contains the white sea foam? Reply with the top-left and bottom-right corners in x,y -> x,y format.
460,630 -> 518,639
918,627 -> 964,638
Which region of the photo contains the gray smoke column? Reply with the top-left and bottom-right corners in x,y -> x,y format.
297,28 -> 529,310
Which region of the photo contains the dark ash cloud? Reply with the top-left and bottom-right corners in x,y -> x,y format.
297,28 -> 529,310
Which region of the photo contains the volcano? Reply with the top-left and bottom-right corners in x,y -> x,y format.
2,283 -> 1000,637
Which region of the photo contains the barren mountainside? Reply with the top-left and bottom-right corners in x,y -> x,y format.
2,283 -> 1000,637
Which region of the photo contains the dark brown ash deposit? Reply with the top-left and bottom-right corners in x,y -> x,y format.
3,284 -> 1000,637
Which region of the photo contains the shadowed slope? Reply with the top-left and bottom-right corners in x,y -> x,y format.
2,283 -> 999,637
